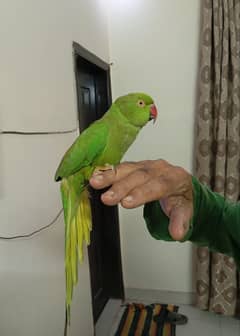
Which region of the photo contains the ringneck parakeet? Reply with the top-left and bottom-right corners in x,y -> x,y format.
55,92 -> 158,329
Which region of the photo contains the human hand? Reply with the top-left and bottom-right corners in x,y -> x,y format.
89,160 -> 193,241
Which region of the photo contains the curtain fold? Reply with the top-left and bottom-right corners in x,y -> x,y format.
195,0 -> 240,315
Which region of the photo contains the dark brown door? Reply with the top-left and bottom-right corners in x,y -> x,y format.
74,45 -> 124,323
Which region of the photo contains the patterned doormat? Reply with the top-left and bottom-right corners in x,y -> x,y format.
112,303 -> 178,336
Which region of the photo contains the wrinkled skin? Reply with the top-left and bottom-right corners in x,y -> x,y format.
89,159 -> 193,241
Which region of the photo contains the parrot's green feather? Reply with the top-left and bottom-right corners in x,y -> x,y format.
55,121 -> 109,181
55,92 -> 157,334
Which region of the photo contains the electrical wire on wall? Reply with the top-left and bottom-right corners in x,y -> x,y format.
0,128 -> 78,135
0,209 -> 63,240
0,127 -> 78,240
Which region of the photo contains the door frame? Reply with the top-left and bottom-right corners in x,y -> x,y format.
72,41 -> 125,315
73,42 -> 112,105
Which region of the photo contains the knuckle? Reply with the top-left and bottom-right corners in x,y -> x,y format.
141,160 -> 154,169
155,159 -> 170,168
158,158 -> 168,166
141,180 -> 159,200
156,174 -> 167,184
137,168 -> 151,181
175,166 -> 187,177
112,179 -> 130,197
128,188 -> 145,206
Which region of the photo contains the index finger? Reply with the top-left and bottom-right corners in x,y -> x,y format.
89,161 -> 144,189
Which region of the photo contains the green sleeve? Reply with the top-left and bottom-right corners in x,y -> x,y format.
143,176 -> 240,268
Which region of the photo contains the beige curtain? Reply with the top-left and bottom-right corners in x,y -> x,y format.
195,0 -> 240,315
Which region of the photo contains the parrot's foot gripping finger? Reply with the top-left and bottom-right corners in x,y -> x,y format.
93,164 -> 116,175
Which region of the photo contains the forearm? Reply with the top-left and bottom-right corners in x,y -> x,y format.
144,177 -> 240,268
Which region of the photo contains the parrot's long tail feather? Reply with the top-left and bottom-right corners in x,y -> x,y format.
61,176 -> 92,333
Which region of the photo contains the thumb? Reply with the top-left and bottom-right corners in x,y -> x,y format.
168,206 -> 191,241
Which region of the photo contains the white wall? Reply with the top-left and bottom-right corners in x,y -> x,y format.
0,1 -> 109,335
108,0 -> 200,293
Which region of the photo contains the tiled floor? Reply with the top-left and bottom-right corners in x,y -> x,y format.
95,299 -> 240,336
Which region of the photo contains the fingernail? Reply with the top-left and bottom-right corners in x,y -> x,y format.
92,170 -> 102,176
104,190 -> 115,198
91,174 -> 103,181
123,195 -> 133,203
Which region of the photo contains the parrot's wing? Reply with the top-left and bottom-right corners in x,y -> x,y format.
55,121 -> 109,180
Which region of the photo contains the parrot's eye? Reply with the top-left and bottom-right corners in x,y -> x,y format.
137,100 -> 145,108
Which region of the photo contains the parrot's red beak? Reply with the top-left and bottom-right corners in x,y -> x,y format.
150,104 -> 158,123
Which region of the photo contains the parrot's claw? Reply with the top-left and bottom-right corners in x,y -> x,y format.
93,164 -> 115,175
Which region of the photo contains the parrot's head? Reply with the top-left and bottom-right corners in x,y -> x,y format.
114,92 -> 158,128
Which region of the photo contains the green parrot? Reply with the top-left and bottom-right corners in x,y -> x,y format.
54,92 -> 158,329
